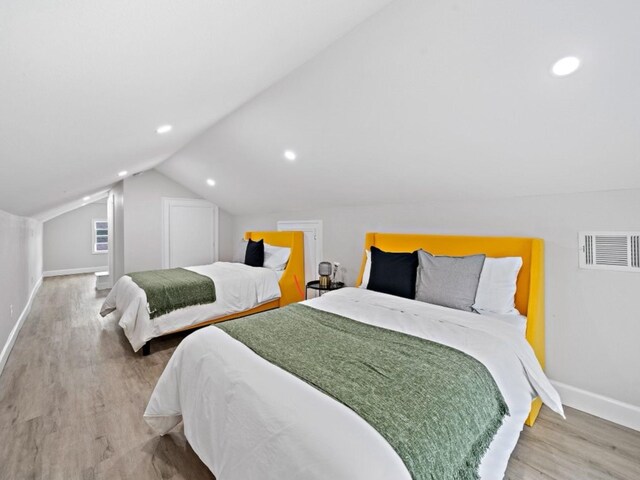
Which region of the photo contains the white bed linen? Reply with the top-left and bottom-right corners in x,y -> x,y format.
144,288 -> 563,480
481,311 -> 528,335
100,262 -> 281,351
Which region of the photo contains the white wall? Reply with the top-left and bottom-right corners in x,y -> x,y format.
233,188 -> 640,412
108,182 -> 125,283
0,209 -> 42,373
122,169 -> 235,272
218,209 -> 235,262
43,201 -> 108,274
123,170 -> 201,273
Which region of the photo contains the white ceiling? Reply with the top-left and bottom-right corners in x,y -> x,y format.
0,0 -> 394,217
158,0 -> 640,215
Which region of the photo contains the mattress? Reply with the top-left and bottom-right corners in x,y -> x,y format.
100,262 -> 281,351
144,287 -> 563,480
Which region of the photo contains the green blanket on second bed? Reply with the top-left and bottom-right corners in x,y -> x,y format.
128,268 -> 216,319
217,303 -> 509,480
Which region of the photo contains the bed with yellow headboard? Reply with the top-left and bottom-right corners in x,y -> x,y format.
356,232 -> 545,426
101,230 -> 305,355
244,230 -> 306,307
166,230 -> 305,330
144,231 -> 562,480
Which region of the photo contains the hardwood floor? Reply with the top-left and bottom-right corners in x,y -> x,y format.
1,274 -> 638,480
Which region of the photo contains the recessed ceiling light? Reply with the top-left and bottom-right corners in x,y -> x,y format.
551,56 -> 581,77
82,196 -> 90,201
284,150 -> 297,161
156,124 -> 173,134
118,170 -> 128,177
206,178 -> 216,186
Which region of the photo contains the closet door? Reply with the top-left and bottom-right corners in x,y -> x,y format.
162,198 -> 219,268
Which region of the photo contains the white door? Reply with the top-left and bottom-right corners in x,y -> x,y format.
162,198 -> 219,268
277,220 -> 322,284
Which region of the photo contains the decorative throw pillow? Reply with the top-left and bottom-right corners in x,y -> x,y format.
415,250 -> 486,312
244,239 -> 264,267
473,257 -> 523,314
367,246 -> 419,299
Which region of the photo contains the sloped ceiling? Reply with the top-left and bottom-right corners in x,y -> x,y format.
0,0 -> 394,217
158,0 -> 640,215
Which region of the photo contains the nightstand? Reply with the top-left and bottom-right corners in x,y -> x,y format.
305,280 -> 345,299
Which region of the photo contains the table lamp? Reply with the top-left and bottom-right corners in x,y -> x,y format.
318,261 -> 332,288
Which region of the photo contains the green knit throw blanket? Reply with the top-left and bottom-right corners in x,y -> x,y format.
217,303 -> 509,480
128,268 -> 216,319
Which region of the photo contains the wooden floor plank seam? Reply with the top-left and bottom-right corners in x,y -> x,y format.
0,274 -> 638,480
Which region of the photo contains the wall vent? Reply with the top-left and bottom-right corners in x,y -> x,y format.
579,231 -> 640,272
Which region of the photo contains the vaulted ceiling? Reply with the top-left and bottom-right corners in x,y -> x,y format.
159,0 -> 640,215
3,0 -> 639,219
0,0 -> 394,217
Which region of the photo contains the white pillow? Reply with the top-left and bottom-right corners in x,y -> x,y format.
233,239 -> 248,263
359,250 -> 371,288
263,243 -> 291,271
473,257 -> 523,315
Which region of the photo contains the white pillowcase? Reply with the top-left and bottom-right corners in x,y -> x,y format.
473,257 -> 523,315
359,250 -> 371,288
263,243 -> 291,271
232,239 -> 290,271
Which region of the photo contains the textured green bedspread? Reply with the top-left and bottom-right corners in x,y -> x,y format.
128,268 -> 216,319
217,303 -> 509,480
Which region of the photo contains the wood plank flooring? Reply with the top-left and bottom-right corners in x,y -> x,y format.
1,274 -> 638,480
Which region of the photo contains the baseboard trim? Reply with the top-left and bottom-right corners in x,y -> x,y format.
552,380 -> 640,431
0,277 -> 43,377
43,266 -> 107,277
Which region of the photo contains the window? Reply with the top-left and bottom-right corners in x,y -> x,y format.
93,219 -> 109,254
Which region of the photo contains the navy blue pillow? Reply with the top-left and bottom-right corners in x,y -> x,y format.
244,239 -> 264,267
367,246 -> 419,299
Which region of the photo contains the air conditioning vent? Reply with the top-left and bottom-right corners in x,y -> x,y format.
579,232 -> 640,272
632,235 -> 640,268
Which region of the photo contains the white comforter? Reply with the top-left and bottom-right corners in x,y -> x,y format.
144,288 -> 563,480
100,262 -> 281,351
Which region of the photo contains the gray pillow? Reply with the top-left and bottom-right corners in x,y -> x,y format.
415,250 -> 486,312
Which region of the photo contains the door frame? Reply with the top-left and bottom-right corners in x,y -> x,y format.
107,191 -> 115,288
161,197 -> 219,268
277,220 -> 323,283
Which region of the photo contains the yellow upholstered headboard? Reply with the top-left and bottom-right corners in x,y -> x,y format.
244,231 -> 305,307
356,232 -> 545,426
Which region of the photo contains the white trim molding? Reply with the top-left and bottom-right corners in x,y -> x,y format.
43,266 -> 107,277
552,380 -> 640,431
0,277 -> 43,376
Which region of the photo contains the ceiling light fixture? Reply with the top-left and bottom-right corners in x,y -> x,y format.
206,178 -> 216,186
551,56 -> 581,77
156,124 -> 173,134
284,150 -> 297,161
118,170 -> 128,177
82,196 -> 90,201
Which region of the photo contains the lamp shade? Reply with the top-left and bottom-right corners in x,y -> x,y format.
318,261 -> 332,276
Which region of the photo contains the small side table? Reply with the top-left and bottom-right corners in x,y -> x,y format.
305,280 -> 345,299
